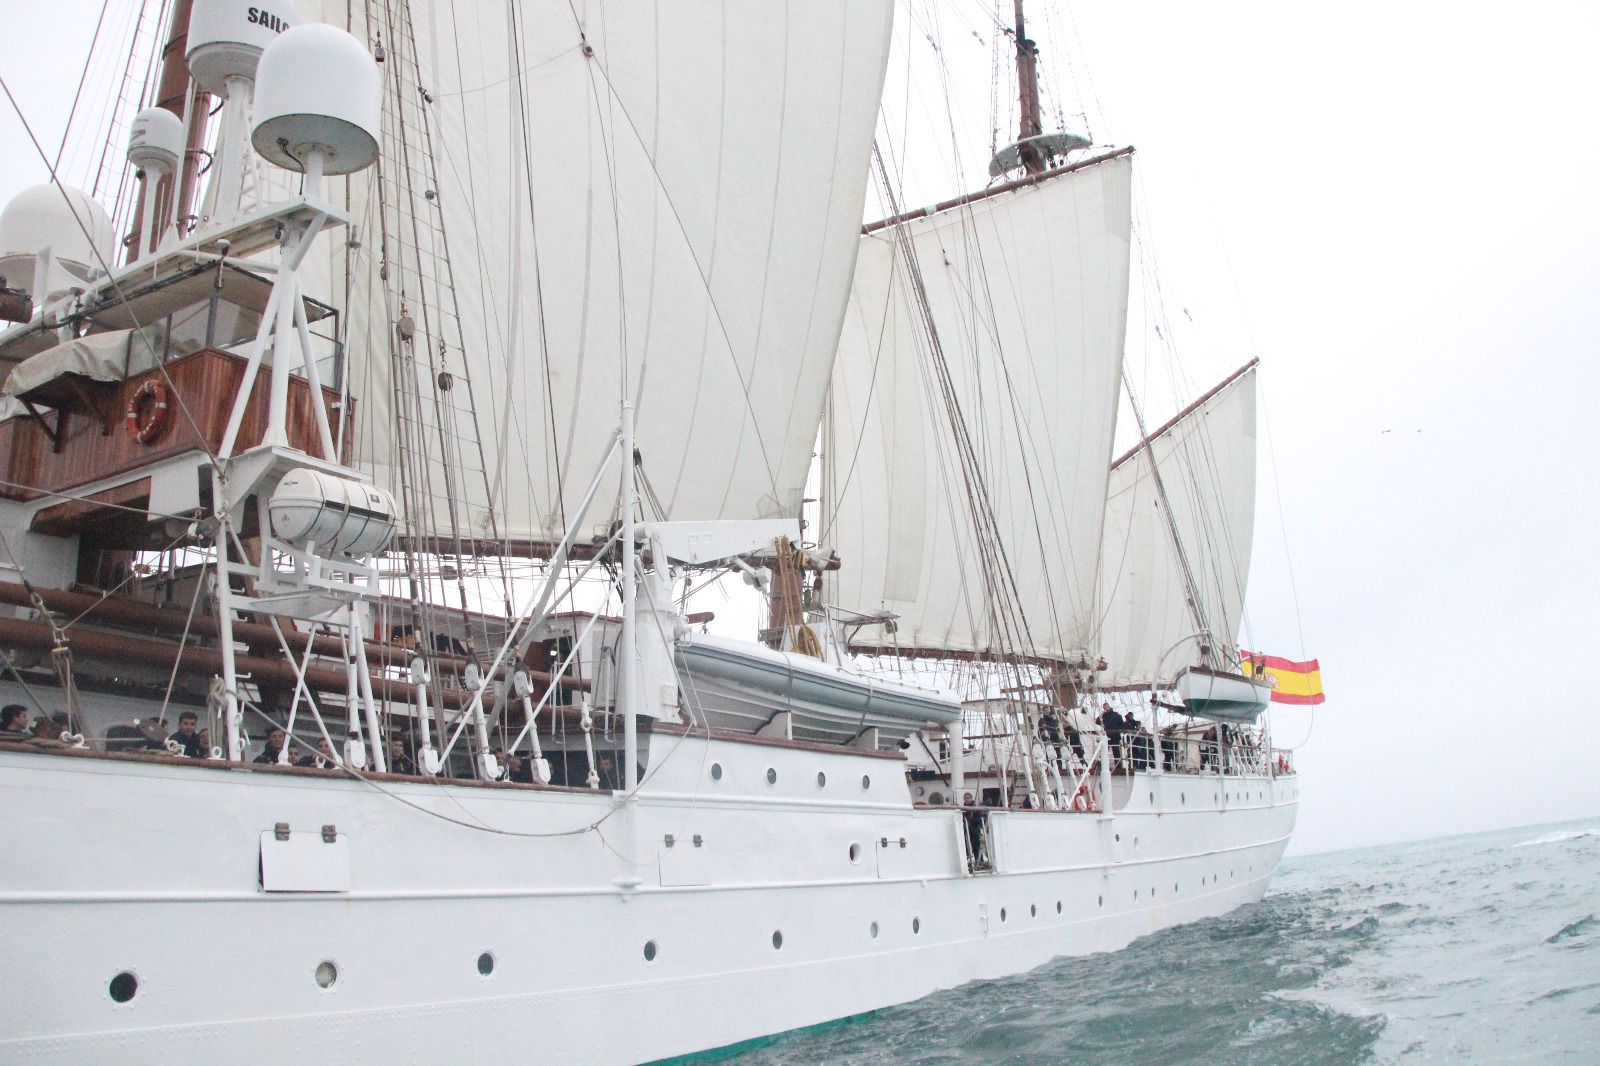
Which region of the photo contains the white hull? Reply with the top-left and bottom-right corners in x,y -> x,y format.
1,731 -> 1296,1064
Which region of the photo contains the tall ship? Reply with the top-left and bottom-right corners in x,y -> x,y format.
0,1 -> 1317,1062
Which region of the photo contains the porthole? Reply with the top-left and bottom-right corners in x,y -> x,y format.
1000,907 -> 1007,922
1173,883 -> 1179,894
1133,836 -> 1139,848
861,774 -> 872,790
1149,791 -> 1154,803
1097,895 -> 1103,907
849,842 -> 863,864
772,930 -> 784,950
710,762 -> 723,781
477,951 -> 495,976
766,767 -> 777,785
870,921 -> 879,939
1150,886 -> 1156,897
1134,889 -> 1139,900
816,771 -> 827,789
1030,904 -> 1037,918
912,917 -> 921,934
643,940 -> 658,962
314,960 -> 338,989
1181,793 -> 1186,804
108,971 -> 138,1003
1055,901 -> 1062,914
1114,833 -> 1120,843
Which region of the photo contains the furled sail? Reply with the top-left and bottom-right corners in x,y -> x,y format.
1095,363 -> 1258,686
304,0 -> 895,541
824,153 -> 1133,662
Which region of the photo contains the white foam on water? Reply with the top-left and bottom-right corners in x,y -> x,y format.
1511,827 -> 1600,848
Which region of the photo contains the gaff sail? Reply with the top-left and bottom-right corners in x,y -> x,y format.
824,152 -> 1134,663
1095,362 -> 1258,687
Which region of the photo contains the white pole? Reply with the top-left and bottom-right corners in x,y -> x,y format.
1098,734 -> 1113,816
620,400 -> 638,793
350,609 -> 386,772
211,472 -> 243,761
949,715 -> 965,802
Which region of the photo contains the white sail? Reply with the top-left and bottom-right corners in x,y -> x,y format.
1095,364 -> 1258,686
825,153 -> 1133,662
304,0 -> 894,541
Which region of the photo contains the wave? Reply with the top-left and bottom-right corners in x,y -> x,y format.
1545,914 -> 1599,945
1512,827 -> 1600,848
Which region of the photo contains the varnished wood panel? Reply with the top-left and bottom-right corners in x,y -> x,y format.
0,347 -> 351,503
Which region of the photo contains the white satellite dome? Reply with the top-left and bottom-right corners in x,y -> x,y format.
128,107 -> 185,173
186,0 -> 295,95
0,184 -> 115,288
251,24 -> 380,176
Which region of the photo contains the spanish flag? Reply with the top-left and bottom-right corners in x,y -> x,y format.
1240,652 -> 1325,705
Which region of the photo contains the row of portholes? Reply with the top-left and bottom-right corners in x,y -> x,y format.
644,916 -> 927,963
1155,787 -> 1280,806
709,762 -> 871,792
110,950 -> 501,1002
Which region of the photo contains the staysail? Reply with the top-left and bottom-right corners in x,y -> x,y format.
1095,362 -> 1258,686
304,0 -> 894,541
824,152 -> 1133,663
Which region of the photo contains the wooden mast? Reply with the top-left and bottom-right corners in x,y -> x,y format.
127,0 -> 210,260
1012,0 -> 1046,175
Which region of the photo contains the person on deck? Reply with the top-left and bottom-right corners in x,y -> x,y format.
167,712 -> 205,758
253,728 -> 288,765
1124,712 -> 1148,770
296,738 -> 337,769
0,704 -> 30,741
1098,703 -> 1126,768
386,736 -> 416,775
1037,708 -> 1065,768
596,752 -> 621,791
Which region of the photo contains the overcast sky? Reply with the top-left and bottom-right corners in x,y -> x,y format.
4,1 -> 1597,855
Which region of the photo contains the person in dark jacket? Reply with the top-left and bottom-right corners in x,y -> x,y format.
167,712 -> 205,758
1098,703 -> 1126,768
253,728 -> 287,765
386,736 -> 416,775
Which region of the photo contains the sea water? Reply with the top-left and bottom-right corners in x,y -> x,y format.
727,819 -> 1600,1063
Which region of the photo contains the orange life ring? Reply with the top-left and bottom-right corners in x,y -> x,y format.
1072,785 -> 1092,813
125,379 -> 171,445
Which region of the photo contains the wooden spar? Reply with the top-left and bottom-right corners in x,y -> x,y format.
847,641 -> 1069,671
1110,358 -> 1260,471
0,581 -> 464,671
1012,0 -> 1045,174
861,147 -> 1135,234
0,616 -> 586,712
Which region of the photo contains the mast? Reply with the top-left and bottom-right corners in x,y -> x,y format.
1012,0 -> 1046,175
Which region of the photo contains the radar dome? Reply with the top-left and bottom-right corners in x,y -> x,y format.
186,0 -> 295,95
251,24 -> 380,176
0,184 -> 115,288
128,107 -> 185,172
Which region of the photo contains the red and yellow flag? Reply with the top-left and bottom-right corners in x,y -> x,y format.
1239,652 -> 1325,705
